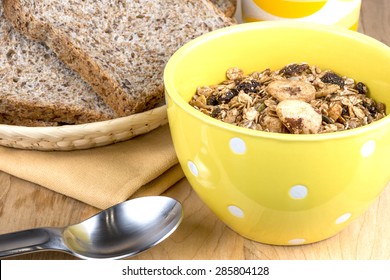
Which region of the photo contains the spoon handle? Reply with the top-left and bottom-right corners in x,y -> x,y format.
0,227 -> 64,258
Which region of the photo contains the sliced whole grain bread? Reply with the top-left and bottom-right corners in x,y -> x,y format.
0,6 -> 116,126
3,0 -> 236,117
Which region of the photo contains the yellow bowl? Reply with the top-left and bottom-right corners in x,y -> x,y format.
164,22 -> 390,245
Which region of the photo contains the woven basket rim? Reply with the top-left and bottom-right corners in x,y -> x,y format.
0,105 -> 168,151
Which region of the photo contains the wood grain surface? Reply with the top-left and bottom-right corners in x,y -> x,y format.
1,0 -> 390,260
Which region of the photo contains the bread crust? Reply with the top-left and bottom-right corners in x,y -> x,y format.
210,0 -> 237,17
3,0 -> 235,117
0,113 -> 59,127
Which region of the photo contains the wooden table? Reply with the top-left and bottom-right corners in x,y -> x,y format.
1,0 -> 390,260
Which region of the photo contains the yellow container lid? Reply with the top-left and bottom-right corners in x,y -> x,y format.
242,0 -> 361,30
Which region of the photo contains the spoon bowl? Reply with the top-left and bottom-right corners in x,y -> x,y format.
0,196 -> 183,259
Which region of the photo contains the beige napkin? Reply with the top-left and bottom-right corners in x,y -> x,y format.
0,124 -> 184,209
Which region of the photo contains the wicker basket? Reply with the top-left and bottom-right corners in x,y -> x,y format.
0,105 -> 168,151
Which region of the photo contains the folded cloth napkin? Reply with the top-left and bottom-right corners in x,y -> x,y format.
0,124 -> 184,209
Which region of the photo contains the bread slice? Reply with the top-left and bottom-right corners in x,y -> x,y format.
0,6 -> 116,126
3,0 -> 236,117
211,0 -> 237,17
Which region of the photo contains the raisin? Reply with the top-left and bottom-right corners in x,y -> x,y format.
280,63 -> 309,77
342,105 -> 349,116
210,107 -> 221,118
322,114 -> 334,124
207,95 -> 219,106
377,102 -> 386,114
218,89 -> 238,104
321,72 -> 345,88
363,101 -> 378,117
355,82 -> 368,94
236,80 -> 260,93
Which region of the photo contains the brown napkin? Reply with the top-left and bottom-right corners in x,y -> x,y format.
0,124 -> 184,209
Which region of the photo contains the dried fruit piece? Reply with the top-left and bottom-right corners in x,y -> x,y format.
218,89 -> 238,104
355,82 -> 368,94
276,99 -> 322,134
236,80 -> 260,93
280,63 -> 309,77
320,72 -> 345,87
266,80 -> 316,102
207,95 -> 219,106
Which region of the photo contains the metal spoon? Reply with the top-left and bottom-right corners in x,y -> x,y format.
0,196 -> 182,259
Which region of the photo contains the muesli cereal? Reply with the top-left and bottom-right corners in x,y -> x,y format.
189,63 -> 386,134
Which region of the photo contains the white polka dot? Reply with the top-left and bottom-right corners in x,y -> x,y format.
288,238 -> 306,245
187,161 -> 199,177
360,140 -> 376,158
289,185 -> 308,199
229,137 -> 246,154
228,205 -> 245,218
336,213 -> 352,224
